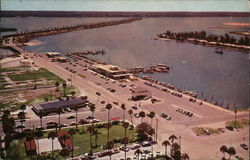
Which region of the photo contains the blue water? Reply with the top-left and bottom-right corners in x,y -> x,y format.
1,0 -> 249,12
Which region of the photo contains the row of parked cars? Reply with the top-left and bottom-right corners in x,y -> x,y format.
176,108 -> 193,117
160,113 -> 171,120
65,67 -> 76,73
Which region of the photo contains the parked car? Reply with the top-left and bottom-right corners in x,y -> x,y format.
119,146 -> 130,152
65,107 -> 71,112
113,101 -> 119,105
86,116 -> 95,119
134,113 -> 140,118
131,144 -> 140,150
240,144 -> 248,150
142,141 -> 151,147
132,106 -> 138,110
67,115 -> 76,119
100,100 -> 105,104
35,126 -> 45,130
70,122 -> 78,126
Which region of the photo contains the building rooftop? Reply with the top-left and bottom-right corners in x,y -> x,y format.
93,64 -> 127,73
25,139 -> 36,151
33,97 -> 86,111
131,87 -> 149,93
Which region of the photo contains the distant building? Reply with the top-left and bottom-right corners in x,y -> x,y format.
46,52 -> 60,58
25,139 -> 37,156
91,64 -> 130,80
32,96 -> 87,116
131,87 -> 152,100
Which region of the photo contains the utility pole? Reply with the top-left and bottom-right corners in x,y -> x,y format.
156,119 -> 158,142
179,136 -> 182,153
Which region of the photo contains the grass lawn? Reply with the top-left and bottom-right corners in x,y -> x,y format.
0,65 -> 29,73
9,124 -> 136,160
7,68 -> 65,83
226,119 -> 250,129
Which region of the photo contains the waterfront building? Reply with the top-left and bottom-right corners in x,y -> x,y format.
32,96 -> 87,116
131,87 -> 152,100
91,64 -> 130,80
46,52 -> 60,58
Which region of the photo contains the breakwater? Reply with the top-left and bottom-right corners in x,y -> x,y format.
2,17 -> 142,44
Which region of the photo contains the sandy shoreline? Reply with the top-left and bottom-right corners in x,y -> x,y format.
23,40 -> 42,46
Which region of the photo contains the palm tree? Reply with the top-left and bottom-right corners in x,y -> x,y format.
227,147 -> 236,160
134,148 -> 143,160
68,128 -> 76,159
121,104 -> 126,122
92,128 -> 99,148
35,130 -> 43,155
20,104 -> 26,112
220,145 -> 228,159
60,148 -> 69,160
71,91 -> 76,97
128,109 -> 133,125
171,142 -> 181,158
87,125 -> 94,154
79,119 -> 87,133
105,123 -> 112,142
57,108 -> 62,130
168,135 -> 177,145
106,103 -> 112,141
162,140 -> 170,156
148,128 -> 155,158
38,112 -> 43,128
148,111 -> 155,127
62,83 -> 67,97
89,104 -> 96,117
106,141 -> 114,160
122,122 -> 129,137
121,137 -> 129,160
48,131 -> 57,160
55,81 -> 60,92
17,111 -> 25,132
139,111 -> 145,123
169,135 -> 177,157
73,105 -> 79,130
25,131 -> 35,159
181,153 -> 190,160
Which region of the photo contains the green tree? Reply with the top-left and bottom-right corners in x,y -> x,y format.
227,147 -> 236,160
120,104 -> 126,122
71,91 -> 76,97
121,137 -> 129,160
106,103 -> 112,141
220,145 -> 228,159
148,111 -> 155,127
87,125 -> 95,154
55,81 -> 60,92
62,83 -> 67,97
106,141 -> 114,160
17,111 -> 25,132
128,109 -> 133,125
139,111 -> 145,123
20,104 -> 26,112
134,148 -> 143,160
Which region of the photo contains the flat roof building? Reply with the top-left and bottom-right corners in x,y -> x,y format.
46,52 -> 60,58
91,64 -> 130,80
32,96 -> 87,116
131,87 -> 152,101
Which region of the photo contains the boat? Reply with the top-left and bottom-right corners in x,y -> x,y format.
215,48 -> 223,54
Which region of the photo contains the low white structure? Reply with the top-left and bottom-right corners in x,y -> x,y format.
36,138 -> 62,155
131,87 -> 152,100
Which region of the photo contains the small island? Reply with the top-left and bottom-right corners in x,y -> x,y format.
156,30 -> 250,52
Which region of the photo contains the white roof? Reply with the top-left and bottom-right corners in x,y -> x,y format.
36,138 -> 62,154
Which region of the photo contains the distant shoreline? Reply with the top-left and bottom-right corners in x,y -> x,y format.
1,11 -> 250,17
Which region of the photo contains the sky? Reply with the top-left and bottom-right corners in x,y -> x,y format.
1,0 -> 250,12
